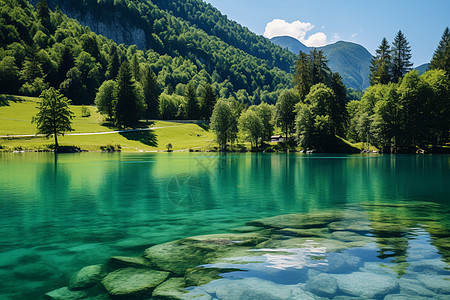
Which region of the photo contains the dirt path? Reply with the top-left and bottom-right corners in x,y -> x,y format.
0,127 -> 169,138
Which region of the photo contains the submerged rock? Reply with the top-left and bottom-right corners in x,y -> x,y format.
305,273 -> 338,297
69,264 -> 104,290
416,274 -> 450,293
184,267 -> 239,287
44,287 -> 87,300
399,278 -> 438,297
334,272 -> 398,298
108,256 -> 152,269
152,277 -> 187,299
247,212 -> 341,229
277,227 -> 330,238
101,267 -> 169,297
190,277 -> 318,300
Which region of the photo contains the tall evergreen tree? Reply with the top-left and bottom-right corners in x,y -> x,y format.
57,45 -> 74,85
275,89 -> 300,140
430,27 -> 450,75
107,45 -> 120,80
200,83 -> 217,121
294,51 -> 313,100
391,30 -> 413,83
36,0 -> 51,30
185,82 -> 199,119
141,65 -> 160,121
131,53 -> 141,81
370,38 -> 392,85
330,72 -> 349,135
20,44 -> 44,83
310,49 -> 331,85
114,61 -> 145,127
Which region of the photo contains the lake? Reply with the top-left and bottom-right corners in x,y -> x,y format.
0,153 -> 449,299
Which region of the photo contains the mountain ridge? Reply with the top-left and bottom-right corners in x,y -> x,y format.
270,36 -> 373,90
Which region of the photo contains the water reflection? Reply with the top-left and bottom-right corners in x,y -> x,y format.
0,153 -> 449,298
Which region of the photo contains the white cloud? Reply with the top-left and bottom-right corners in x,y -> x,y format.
264,19 -> 328,47
351,32 -> 359,38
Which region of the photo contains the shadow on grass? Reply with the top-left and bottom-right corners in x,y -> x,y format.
0,95 -> 24,107
119,130 -> 158,147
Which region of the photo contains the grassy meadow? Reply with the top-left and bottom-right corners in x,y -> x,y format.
0,95 -> 216,152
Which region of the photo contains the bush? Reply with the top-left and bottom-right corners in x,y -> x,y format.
100,144 -> 121,152
81,105 -> 91,117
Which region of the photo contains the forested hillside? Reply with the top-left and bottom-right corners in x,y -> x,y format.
20,0 -> 296,104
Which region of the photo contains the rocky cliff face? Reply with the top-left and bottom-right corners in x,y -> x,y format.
30,0 -> 149,49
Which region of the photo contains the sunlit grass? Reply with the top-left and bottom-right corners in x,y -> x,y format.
0,94 -> 217,151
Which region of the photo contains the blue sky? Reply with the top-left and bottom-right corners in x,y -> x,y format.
205,0 -> 450,66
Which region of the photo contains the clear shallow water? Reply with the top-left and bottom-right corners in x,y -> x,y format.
0,153 -> 449,299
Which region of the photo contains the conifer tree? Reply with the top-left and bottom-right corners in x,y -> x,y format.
185,82 -> 199,120
370,38 -> 392,85
294,51 -> 313,100
430,27 -> 450,75
131,53 -> 141,81
141,65 -> 161,121
36,0 -> 51,30
200,83 -> 217,121
20,44 -> 44,83
391,30 -> 413,83
114,61 -> 145,127
107,45 -> 120,80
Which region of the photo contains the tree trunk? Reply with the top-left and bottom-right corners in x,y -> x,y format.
54,133 -> 59,151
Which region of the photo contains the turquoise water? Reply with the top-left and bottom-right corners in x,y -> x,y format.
0,153 -> 449,299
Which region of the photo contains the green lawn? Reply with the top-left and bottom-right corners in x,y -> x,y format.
0,95 -> 216,152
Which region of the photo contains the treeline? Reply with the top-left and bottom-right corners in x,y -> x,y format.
208,29 -> 450,153
0,0 -> 294,108
348,29 -> 450,152
29,0 -> 295,103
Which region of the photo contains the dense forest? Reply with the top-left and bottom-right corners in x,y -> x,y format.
1,0 -> 449,153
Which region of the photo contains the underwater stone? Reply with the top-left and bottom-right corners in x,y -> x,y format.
144,241 -> 217,275
69,264 -> 104,290
101,267 -> 169,297
334,272 -> 398,298
44,287 -> 87,300
331,231 -> 373,243
409,259 -> 448,273
184,267 -> 240,287
206,277 -> 318,300
152,277 -> 187,299
399,279 -> 438,297
328,220 -> 372,233
108,256 -> 152,269
247,212 -> 341,229
316,253 -> 362,273
305,273 -> 338,297
277,227 -> 330,238
416,274 -> 450,293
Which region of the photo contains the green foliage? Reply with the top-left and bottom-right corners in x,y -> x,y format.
32,87 -> 74,148
348,70 -> 450,152
159,93 -> 183,120
141,65 -> 161,120
275,89 -> 300,139
0,56 -> 20,93
238,109 -> 263,148
95,79 -> 116,120
296,84 -> 336,150
185,82 -> 199,120
200,83 -> 217,121
391,30 -> 413,83
430,27 -> 450,75
81,105 -> 90,117
210,100 -> 238,151
113,61 -> 145,127
254,102 -> 275,142
370,38 -> 391,85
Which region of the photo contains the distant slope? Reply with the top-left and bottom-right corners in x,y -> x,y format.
271,37 -> 373,90
270,36 -> 309,54
415,63 -> 430,75
318,41 -> 372,91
